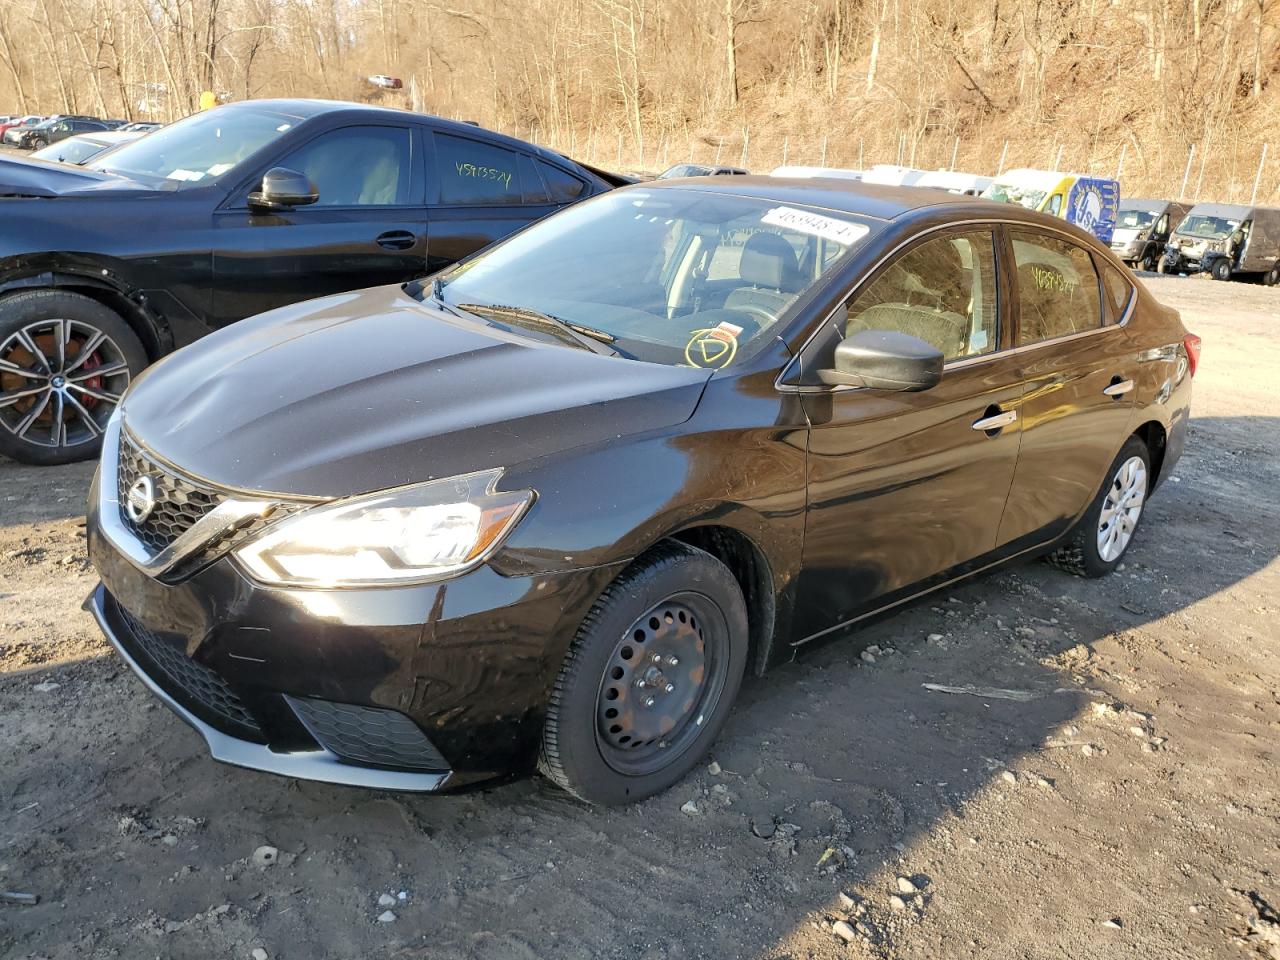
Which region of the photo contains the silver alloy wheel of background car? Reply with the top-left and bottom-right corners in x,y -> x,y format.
1096,455 -> 1147,562
0,318 -> 131,449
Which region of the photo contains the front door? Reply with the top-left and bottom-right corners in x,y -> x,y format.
210,124 -> 427,327
996,227 -> 1138,548
790,227 -> 1025,641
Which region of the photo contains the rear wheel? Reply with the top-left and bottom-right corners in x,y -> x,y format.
0,290 -> 147,465
1264,263 -> 1280,286
1047,436 -> 1151,578
539,542 -> 748,805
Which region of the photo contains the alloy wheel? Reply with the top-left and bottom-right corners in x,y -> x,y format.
0,318 -> 131,449
594,592 -> 731,776
1096,455 -> 1147,563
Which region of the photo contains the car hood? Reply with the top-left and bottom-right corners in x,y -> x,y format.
120,286 -> 713,499
1110,227 -> 1142,245
0,154 -> 150,197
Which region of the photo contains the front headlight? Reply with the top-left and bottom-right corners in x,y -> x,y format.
234,469 -> 533,588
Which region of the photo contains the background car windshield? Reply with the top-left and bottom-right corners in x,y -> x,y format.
438,189 -> 873,368
87,107 -> 295,187
983,182 -> 1046,210
32,139 -> 103,164
1117,209 -> 1157,229
1178,215 -> 1240,239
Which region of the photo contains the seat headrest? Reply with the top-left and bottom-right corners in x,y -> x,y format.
739,232 -> 800,290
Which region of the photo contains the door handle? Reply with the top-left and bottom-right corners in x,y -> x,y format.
376,230 -> 417,250
972,409 -> 1017,432
1103,378 -> 1135,397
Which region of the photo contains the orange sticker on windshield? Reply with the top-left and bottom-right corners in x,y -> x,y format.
685,327 -> 739,369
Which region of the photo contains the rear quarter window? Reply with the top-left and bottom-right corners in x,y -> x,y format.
1101,262 -> 1135,323
537,160 -> 587,203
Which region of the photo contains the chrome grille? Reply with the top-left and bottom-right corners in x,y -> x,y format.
113,430 -> 302,579
117,434 -> 224,553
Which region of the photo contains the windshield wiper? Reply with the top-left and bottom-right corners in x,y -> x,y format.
455,302 -> 624,358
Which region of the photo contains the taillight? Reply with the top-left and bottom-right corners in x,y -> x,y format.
1183,333 -> 1201,377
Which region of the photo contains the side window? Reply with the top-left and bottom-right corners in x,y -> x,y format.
1046,194 -> 1063,217
278,126 -> 411,207
1011,229 -> 1103,344
1101,262 -> 1133,322
844,230 -> 999,362
537,160 -> 587,203
518,155 -> 550,204
436,133 -> 526,205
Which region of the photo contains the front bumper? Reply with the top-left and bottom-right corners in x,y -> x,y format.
88,464 -> 625,792
87,584 -> 451,791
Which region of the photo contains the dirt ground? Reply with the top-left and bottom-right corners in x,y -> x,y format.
1,274 -> 1278,960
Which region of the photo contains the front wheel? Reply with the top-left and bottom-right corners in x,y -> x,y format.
1140,249 -> 1159,272
1047,436 -> 1151,578
0,290 -> 148,465
1211,258 -> 1233,281
539,542 -> 748,805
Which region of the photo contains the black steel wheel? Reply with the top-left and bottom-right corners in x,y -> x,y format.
594,592 -> 731,777
1140,248 -> 1158,272
540,542 -> 748,805
0,290 -> 147,465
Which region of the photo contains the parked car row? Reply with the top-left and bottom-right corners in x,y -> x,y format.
2,98 -> 1199,807
0,114 -> 158,151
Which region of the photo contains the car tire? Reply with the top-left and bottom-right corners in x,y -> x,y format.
30,137 -> 46,150
1140,249 -> 1158,272
0,289 -> 147,466
539,541 -> 749,805
1211,258 -> 1232,281
1264,263 -> 1280,286
1046,436 -> 1151,579
1156,257 -> 1169,274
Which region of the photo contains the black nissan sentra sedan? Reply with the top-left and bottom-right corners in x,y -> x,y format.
85,178 -> 1198,805
0,99 -> 619,465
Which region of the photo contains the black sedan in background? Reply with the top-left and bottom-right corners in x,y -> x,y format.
9,116 -> 109,149
0,99 -> 619,464
86,178 -> 1197,805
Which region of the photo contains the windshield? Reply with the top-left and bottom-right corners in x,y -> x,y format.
32,138 -> 106,165
434,189 -> 874,368
658,164 -> 713,179
1177,214 -> 1241,239
982,181 -> 1047,210
87,107 -> 298,188
1117,209 -> 1158,229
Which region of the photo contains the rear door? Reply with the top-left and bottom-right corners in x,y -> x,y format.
210,122 -> 427,326
790,226 -> 1025,639
995,227 -> 1138,548
422,130 -> 574,273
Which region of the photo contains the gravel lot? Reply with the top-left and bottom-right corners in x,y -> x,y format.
1,275 -> 1278,960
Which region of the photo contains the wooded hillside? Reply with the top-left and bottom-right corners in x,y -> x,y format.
2,0 -> 1278,200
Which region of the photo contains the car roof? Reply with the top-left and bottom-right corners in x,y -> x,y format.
215,99 -> 583,169
1120,198 -> 1171,211
632,175 -> 989,222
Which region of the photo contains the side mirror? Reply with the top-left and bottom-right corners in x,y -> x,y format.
248,167 -> 319,211
821,329 -> 944,392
